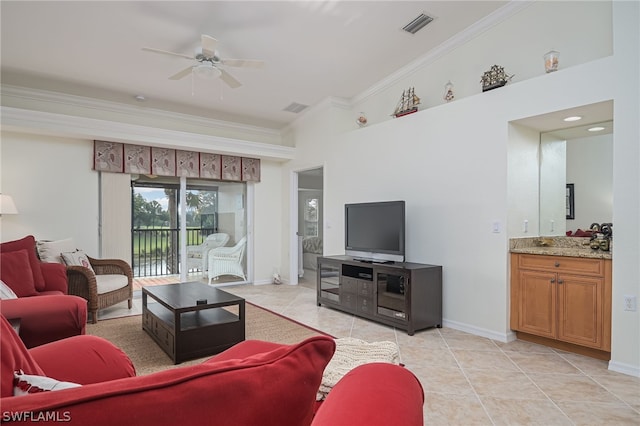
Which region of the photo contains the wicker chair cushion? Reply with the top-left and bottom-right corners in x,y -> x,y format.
95,275 -> 129,295
61,250 -> 95,273
36,239 -> 76,264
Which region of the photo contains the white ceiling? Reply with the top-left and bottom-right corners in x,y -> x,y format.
1,1 -> 509,130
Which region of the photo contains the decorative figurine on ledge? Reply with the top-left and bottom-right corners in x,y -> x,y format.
356,112 -> 368,127
392,87 -> 420,117
480,65 -> 514,92
544,50 -> 560,73
443,81 -> 455,102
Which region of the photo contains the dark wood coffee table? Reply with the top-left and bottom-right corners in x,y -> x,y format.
142,282 -> 245,364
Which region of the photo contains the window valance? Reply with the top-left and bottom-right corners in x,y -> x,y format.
93,140 -> 260,182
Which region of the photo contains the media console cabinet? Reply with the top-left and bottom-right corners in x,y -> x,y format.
317,255 -> 442,335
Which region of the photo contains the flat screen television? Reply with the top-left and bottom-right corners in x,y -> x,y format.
344,200 -> 405,263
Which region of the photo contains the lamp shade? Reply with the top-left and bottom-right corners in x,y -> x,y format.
0,194 -> 18,215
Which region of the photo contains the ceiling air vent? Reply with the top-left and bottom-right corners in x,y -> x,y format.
283,102 -> 309,114
402,13 -> 434,34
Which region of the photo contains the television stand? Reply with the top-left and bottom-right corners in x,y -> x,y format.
317,255 -> 442,335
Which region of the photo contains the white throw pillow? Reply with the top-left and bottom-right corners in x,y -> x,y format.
37,238 -> 76,264
13,370 -> 81,395
61,249 -> 95,273
0,279 -> 18,300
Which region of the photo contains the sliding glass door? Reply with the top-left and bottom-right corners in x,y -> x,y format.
131,176 -> 247,283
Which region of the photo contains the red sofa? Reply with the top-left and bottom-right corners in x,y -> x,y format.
1,316 -> 425,425
1,236 -> 88,348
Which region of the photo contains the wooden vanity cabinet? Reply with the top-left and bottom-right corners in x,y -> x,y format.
510,253 -> 612,353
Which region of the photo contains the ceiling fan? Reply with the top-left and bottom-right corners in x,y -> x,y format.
142,35 -> 264,88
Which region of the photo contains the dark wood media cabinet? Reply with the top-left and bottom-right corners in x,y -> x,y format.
317,255 -> 442,335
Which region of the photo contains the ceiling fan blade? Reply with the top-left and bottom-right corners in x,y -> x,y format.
201,35 -> 218,57
219,69 -> 242,89
169,66 -> 194,80
221,59 -> 265,69
142,47 -> 195,60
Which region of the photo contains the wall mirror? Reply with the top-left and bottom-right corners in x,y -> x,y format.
539,120 -> 613,236
512,100 -> 613,237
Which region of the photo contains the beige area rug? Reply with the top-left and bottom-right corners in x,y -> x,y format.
86,303 -> 331,376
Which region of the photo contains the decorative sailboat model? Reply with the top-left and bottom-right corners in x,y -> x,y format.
392,87 -> 421,117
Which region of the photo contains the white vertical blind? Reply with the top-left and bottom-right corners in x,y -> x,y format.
100,172 -> 132,261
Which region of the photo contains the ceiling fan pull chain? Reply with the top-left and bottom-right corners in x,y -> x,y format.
191,72 -> 195,96
220,78 -> 224,101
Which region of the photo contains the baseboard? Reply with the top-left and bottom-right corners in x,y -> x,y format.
442,319 -> 516,343
608,360 -> 640,378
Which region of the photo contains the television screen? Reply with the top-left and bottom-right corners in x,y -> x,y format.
345,201 -> 405,263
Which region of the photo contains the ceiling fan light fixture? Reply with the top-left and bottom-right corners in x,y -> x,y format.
194,62 -> 222,79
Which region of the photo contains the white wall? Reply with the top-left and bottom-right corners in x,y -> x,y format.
507,124 -> 540,237
285,2 -> 639,377
289,61 -> 616,341
0,130 -> 284,286
352,1 -> 612,127
0,132 -> 100,254
253,160 -> 283,283
610,0 -> 640,376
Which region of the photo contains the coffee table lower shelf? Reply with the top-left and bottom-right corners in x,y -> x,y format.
143,302 -> 245,364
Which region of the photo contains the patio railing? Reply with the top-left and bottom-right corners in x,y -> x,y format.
132,228 -> 216,277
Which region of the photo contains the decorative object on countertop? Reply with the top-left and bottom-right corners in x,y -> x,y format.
443,81 -> 454,102
536,237 -> 554,247
544,49 -> 560,73
480,65 -> 513,92
392,87 -> 420,117
356,112 -> 368,127
588,222 -> 612,252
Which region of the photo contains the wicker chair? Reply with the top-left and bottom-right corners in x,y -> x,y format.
66,257 -> 133,324
185,233 -> 229,272
207,236 -> 247,284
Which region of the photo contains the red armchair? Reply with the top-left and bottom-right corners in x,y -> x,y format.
0,236 -> 88,347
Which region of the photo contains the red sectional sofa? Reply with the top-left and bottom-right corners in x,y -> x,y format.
1,316 -> 425,425
1,236 -> 88,347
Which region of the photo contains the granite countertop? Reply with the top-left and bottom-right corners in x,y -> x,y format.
510,237 -> 612,260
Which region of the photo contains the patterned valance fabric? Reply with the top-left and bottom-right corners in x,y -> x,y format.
93,140 -> 260,182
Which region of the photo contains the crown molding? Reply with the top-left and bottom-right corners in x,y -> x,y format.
0,84 -> 283,142
351,0 -> 534,104
1,106 -> 295,161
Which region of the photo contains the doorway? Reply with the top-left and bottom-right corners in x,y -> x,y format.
296,167 -> 323,289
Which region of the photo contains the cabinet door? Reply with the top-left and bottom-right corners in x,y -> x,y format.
557,274 -> 603,349
318,261 -> 340,303
518,270 -> 557,338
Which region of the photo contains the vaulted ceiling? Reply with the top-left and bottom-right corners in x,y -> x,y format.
1,1 -> 509,130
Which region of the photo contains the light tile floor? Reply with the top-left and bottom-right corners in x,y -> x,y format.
99,273 -> 640,425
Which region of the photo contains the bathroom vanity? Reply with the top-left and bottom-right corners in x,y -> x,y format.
510,238 -> 612,359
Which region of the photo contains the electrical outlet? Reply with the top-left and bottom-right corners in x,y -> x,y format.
624,295 -> 637,312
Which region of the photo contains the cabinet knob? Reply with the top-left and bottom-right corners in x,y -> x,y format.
550,278 -> 556,283
558,279 -> 564,284
554,262 -> 560,267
